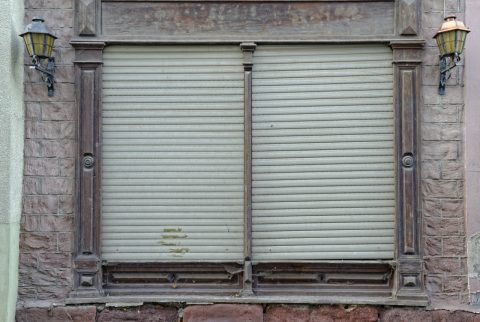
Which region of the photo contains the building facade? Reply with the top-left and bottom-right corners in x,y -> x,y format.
15,0 -> 480,321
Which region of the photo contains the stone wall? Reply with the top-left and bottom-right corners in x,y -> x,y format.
19,0 -> 75,305
17,0 -> 474,318
421,0 -> 468,305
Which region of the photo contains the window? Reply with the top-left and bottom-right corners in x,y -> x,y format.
72,40 -> 426,304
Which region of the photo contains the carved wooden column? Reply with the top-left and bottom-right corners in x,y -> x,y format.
241,42 -> 256,295
71,41 -> 105,297
391,41 -> 427,302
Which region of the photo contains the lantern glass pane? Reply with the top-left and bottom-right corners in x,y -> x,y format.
44,34 -> 55,57
22,33 -> 34,57
436,34 -> 446,56
444,30 -> 456,55
455,30 -> 468,54
30,33 -> 46,57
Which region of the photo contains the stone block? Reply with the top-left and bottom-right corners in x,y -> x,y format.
264,306 -> 311,322
97,305 -> 177,322
441,161 -> 464,179
59,158 -> 75,177
25,139 -> 75,158
57,232 -> 73,251
441,217 -> 463,236
37,252 -> 71,270
20,232 -> 56,253
423,199 -> 442,217
443,276 -> 468,293
441,199 -> 464,217
441,124 -> 462,141
422,123 -> 442,141
421,161 -> 441,179
421,179 -> 463,199
264,305 -> 378,322
424,257 -> 463,274
58,195 -> 74,214
421,142 -> 458,160
37,215 -> 73,232
19,266 -> 71,287
424,216 -> 443,236
183,304 -> 263,322
16,306 -> 96,322
425,275 -> 442,294
24,158 -> 59,176
25,83 -> 75,103
23,195 -> 58,214
23,177 -> 42,195
25,9 -> 74,29
381,309 -> 432,322
425,236 -> 442,256
25,102 -> 42,120
310,306 -> 378,322
25,121 -> 73,140
41,102 -> 75,121
443,237 -> 466,255
40,177 -> 74,195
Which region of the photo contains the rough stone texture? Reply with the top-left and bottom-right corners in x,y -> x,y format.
19,0 -> 76,305
97,305 -> 177,322
421,0 -> 468,304
15,306 -> 96,322
265,305 -> 379,322
182,304 -> 263,322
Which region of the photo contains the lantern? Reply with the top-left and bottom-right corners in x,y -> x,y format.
433,16 -> 470,95
19,17 -> 57,97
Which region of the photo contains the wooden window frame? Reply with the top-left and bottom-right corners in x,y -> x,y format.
70,0 -> 427,306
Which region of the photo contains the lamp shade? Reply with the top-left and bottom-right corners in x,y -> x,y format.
434,16 -> 470,57
19,17 -> 57,59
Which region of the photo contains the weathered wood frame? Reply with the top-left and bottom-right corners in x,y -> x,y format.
71,0 -> 427,305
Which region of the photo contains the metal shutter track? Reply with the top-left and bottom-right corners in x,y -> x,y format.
252,45 -> 395,261
101,46 -> 244,262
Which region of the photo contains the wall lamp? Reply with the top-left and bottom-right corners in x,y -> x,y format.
434,15 -> 470,95
19,17 -> 57,97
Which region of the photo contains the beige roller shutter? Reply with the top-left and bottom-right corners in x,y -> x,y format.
252,45 -> 395,261
101,46 -> 244,262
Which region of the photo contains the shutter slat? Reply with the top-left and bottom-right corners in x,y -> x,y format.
101,46 -> 244,262
252,45 -> 395,261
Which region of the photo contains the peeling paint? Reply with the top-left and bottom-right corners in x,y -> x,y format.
169,247 -> 190,255
163,228 -> 182,233
161,234 -> 188,239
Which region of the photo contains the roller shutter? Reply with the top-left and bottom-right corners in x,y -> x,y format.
101,46 -> 244,262
251,45 -> 395,261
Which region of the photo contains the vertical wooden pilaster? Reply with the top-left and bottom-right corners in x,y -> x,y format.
391,41 -> 427,302
241,42 -> 256,295
71,41 -> 105,297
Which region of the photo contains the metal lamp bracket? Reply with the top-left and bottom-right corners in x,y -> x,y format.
439,53 -> 460,95
32,55 -> 55,97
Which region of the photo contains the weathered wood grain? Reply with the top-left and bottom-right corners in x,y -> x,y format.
101,1 -> 395,39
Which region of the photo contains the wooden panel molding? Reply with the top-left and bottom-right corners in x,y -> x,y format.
391,41 -> 427,302
72,41 -> 105,298
77,0 -> 98,36
101,1 -> 395,39
398,0 -> 419,36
